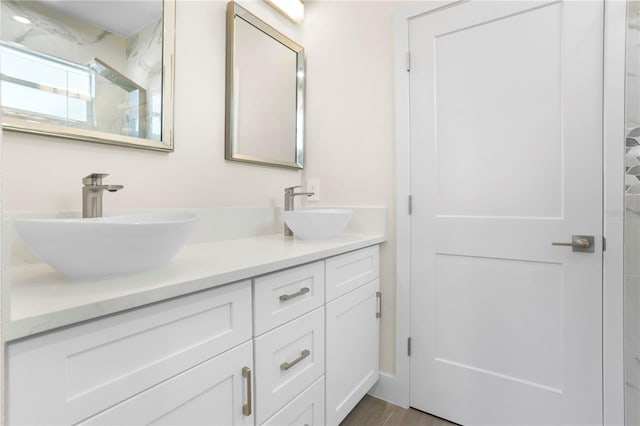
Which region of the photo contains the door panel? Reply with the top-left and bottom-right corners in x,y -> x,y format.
408,1 -> 603,425
434,3 -> 563,219
433,254 -> 564,392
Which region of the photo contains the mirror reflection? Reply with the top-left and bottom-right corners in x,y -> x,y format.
0,0 -> 174,150
226,2 -> 304,169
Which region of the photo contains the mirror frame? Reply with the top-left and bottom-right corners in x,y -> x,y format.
1,0 -> 176,152
225,1 -> 305,169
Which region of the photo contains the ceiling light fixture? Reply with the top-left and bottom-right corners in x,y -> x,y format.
13,16 -> 31,24
265,0 -> 303,24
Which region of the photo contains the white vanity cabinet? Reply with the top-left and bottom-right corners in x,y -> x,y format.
254,245 -> 381,426
6,281 -> 254,426
6,244 -> 381,426
253,261 -> 326,425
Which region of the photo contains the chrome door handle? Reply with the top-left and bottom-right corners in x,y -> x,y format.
552,240 -> 590,248
280,349 -> 310,371
242,366 -> 252,416
279,287 -> 310,301
376,291 -> 382,319
551,235 -> 594,253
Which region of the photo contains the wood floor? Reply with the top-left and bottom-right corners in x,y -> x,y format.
340,395 -> 459,426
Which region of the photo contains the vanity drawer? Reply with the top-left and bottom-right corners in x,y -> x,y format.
325,245 -> 379,302
254,261 -> 325,335
261,376 -> 325,426
7,281 -> 252,426
254,307 -> 325,424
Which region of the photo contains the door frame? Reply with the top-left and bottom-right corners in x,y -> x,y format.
369,1 -> 626,424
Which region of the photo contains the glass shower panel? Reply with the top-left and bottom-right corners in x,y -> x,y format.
626,2 -> 640,424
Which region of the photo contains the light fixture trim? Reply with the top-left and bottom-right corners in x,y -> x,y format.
265,0 -> 303,24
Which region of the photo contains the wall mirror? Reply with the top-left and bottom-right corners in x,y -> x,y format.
225,1 -> 304,169
0,0 -> 175,151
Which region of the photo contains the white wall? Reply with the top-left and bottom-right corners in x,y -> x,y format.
2,0 -> 403,375
301,1 -> 405,374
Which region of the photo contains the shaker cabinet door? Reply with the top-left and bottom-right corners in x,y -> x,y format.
81,341 -> 255,426
7,281 -> 252,425
326,279 -> 380,426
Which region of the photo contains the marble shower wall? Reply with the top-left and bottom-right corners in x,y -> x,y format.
125,19 -> 162,140
626,128 -> 640,194
626,3 -> 640,423
625,194 -> 640,426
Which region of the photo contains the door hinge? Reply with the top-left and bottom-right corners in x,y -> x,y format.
408,195 -> 413,215
406,51 -> 411,72
603,236 -> 607,252
408,337 -> 412,356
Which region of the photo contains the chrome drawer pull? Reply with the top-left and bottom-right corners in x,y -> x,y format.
242,366 -> 252,416
279,287 -> 310,301
280,349 -> 311,371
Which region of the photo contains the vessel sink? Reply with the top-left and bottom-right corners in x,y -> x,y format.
14,212 -> 198,280
283,209 -> 353,240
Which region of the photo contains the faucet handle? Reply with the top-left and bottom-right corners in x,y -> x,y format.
83,173 -> 110,185
284,185 -> 302,193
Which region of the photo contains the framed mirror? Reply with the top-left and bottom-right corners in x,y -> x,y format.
0,0 -> 175,151
225,1 -> 304,169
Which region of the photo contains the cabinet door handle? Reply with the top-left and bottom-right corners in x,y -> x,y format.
242,366 -> 252,416
280,349 -> 311,371
376,291 -> 382,318
279,287 -> 310,301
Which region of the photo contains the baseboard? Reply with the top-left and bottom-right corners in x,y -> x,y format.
368,372 -> 409,408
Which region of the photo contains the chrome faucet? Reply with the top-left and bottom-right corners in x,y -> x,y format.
82,173 -> 124,218
284,185 -> 315,236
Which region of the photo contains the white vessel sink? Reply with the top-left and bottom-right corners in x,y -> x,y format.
283,209 -> 353,240
14,212 -> 198,280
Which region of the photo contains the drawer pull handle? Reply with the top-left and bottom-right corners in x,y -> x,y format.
242,366 -> 252,416
376,291 -> 382,319
280,349 -> 311,371
279,287 -> 310,301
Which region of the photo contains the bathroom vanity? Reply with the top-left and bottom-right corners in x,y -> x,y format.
3,209 -> 385,426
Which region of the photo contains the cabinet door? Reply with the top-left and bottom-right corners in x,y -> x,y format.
7,281 -> 252,425
81,341 -> 254,426
326,279 -> 380,426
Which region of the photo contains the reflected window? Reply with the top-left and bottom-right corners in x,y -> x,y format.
0,42 -> 95,125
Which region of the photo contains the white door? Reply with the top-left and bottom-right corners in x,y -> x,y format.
408,1 -> 604,425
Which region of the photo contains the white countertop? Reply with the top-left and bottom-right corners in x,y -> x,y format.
6,233 -> 385,341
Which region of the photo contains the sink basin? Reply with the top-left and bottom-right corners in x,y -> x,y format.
282,209 -> 353,240
14,212 -> 198,280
